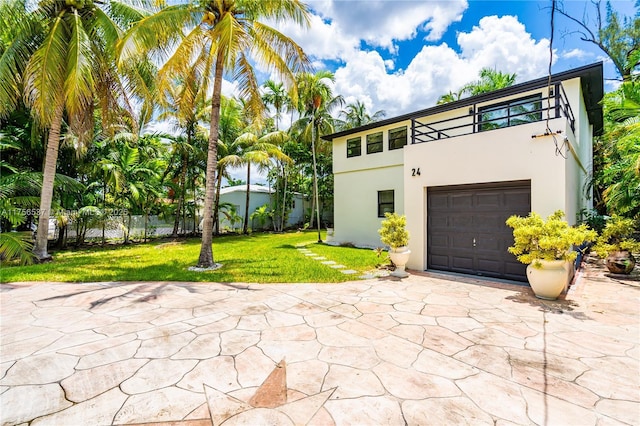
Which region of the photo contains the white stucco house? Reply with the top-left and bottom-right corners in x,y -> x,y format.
322,63 -> 603,282
217,184 -> 306,231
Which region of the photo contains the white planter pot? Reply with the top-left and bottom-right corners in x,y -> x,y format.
389,247 -> 411,278
526,260 -> 570,300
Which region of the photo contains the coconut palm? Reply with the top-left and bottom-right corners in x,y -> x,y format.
436,90 -> 463,105
119,0 -> 311,267
0,0 -> 148,261
158,73 -> 210,236
293,70 -> 343,241
235,130 -> 291,234
461,68 -> 517,97
213,96 -> 245,233
437,68 -> 517,105
339,100 -> 385,130
262,79 -> 290,131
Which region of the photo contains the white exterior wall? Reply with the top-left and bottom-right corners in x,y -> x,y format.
404,117 -> 570,271
333,121 -> 408,246
218,187 -> 305,230
331,75 -> 594,271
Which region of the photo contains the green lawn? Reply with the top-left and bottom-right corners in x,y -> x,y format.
0,231 -> 383,284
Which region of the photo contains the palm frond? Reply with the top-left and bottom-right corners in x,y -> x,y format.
23,14 -> 68,127
0,2 -> 44,118
117,4 -> 196,65
0,232 -> 35,265
64,10 -> 95,122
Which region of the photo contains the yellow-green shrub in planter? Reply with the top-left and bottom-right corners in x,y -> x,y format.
592,216 -> 640,274
506,210 -> 597,300
378,212 -> 410,278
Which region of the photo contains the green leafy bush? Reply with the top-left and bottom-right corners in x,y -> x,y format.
378,212 -> 409,250
506,210 -> 597,265
592,215 -> 640,256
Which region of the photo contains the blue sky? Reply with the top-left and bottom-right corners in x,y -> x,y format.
166,0 -> 637,184
242,0 -> 637,119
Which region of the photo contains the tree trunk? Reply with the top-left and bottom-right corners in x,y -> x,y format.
197,50 -> 224,267
281,164 -> 288,231
213,167 -> 223,234
144,210 -> 149,242
33,103 -> 64,261
172,142 -> 189,237
311,114 -> 322,242
243,164 -> 251,234
102,181 -> 107,245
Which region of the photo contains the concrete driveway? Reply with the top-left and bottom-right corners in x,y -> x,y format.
1,262 -> 638,425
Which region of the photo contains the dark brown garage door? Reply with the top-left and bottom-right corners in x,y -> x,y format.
427,181 -> 531,282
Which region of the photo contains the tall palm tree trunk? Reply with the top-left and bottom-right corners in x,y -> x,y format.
243,164 -> 251,234
213,168 -> 224,234
33,103 -> 64,261
197,51 -> 224,267
172,153 -> 188,237
102,181 -> 107,245
311,112 -> 322,243
281,164 -> 288,231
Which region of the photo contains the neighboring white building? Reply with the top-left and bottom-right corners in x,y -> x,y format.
217,184 -> 306,231
323,63 -> 603,282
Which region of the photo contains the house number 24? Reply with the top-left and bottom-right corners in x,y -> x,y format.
411,168 -> 421,176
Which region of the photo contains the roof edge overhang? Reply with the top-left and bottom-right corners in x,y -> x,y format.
322,62 -> 604,141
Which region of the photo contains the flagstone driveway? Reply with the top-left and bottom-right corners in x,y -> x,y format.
1,262 -> 638,425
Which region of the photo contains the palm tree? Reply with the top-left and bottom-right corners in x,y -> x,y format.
437,68 -> 517,105
461,68 -> 517,97
339,100 -> 386,130
436,90 -> 463,105
235,130 -> 291,234
213,96 -> 245,234
293,71 -> 343,241
0,0 -> 146,261
119,0 -> 311,267
158,73 -> 210,237
262,80 -> 290,131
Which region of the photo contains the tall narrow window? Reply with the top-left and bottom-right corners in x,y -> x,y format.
367,132 -> 383,154
479,95 -> 542,131
347,137 -> 361,157
378,190 -> 394,217
388,126 -> 407,150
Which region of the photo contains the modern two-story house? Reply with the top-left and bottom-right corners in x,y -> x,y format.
322,62 -> 603,282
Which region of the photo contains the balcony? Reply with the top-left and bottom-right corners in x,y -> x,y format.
411,83 -> 575,144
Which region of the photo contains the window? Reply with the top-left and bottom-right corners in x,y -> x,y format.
347,137 -> 361,157
388,126 -> 407,150
479,95 -> 542,131
367,132 -> 383,154
378,190 -> 394,217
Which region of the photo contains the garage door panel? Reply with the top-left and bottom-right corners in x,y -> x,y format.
429,194 -> 450,210
451,194 -> 473,209
476,235 -> 500,250
505,192 -> 530,206
430,254 -> 450,269
427,181 -> 530,282
477,258 -> 502,275
474,215 -> 503,230
452,256 -> 474,271
452,215 -> 473,228
450,234 -> 473,250
476,193 -> 501,209
429,234 -> 449,249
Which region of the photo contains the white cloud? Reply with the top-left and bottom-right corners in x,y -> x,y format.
333,15 -> 552,117
561,48 -> 590,60
310,0 -> 467,50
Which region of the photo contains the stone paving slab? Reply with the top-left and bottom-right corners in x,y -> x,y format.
1,262 -> 639,425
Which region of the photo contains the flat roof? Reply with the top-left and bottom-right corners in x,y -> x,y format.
322,62 -> 604,141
